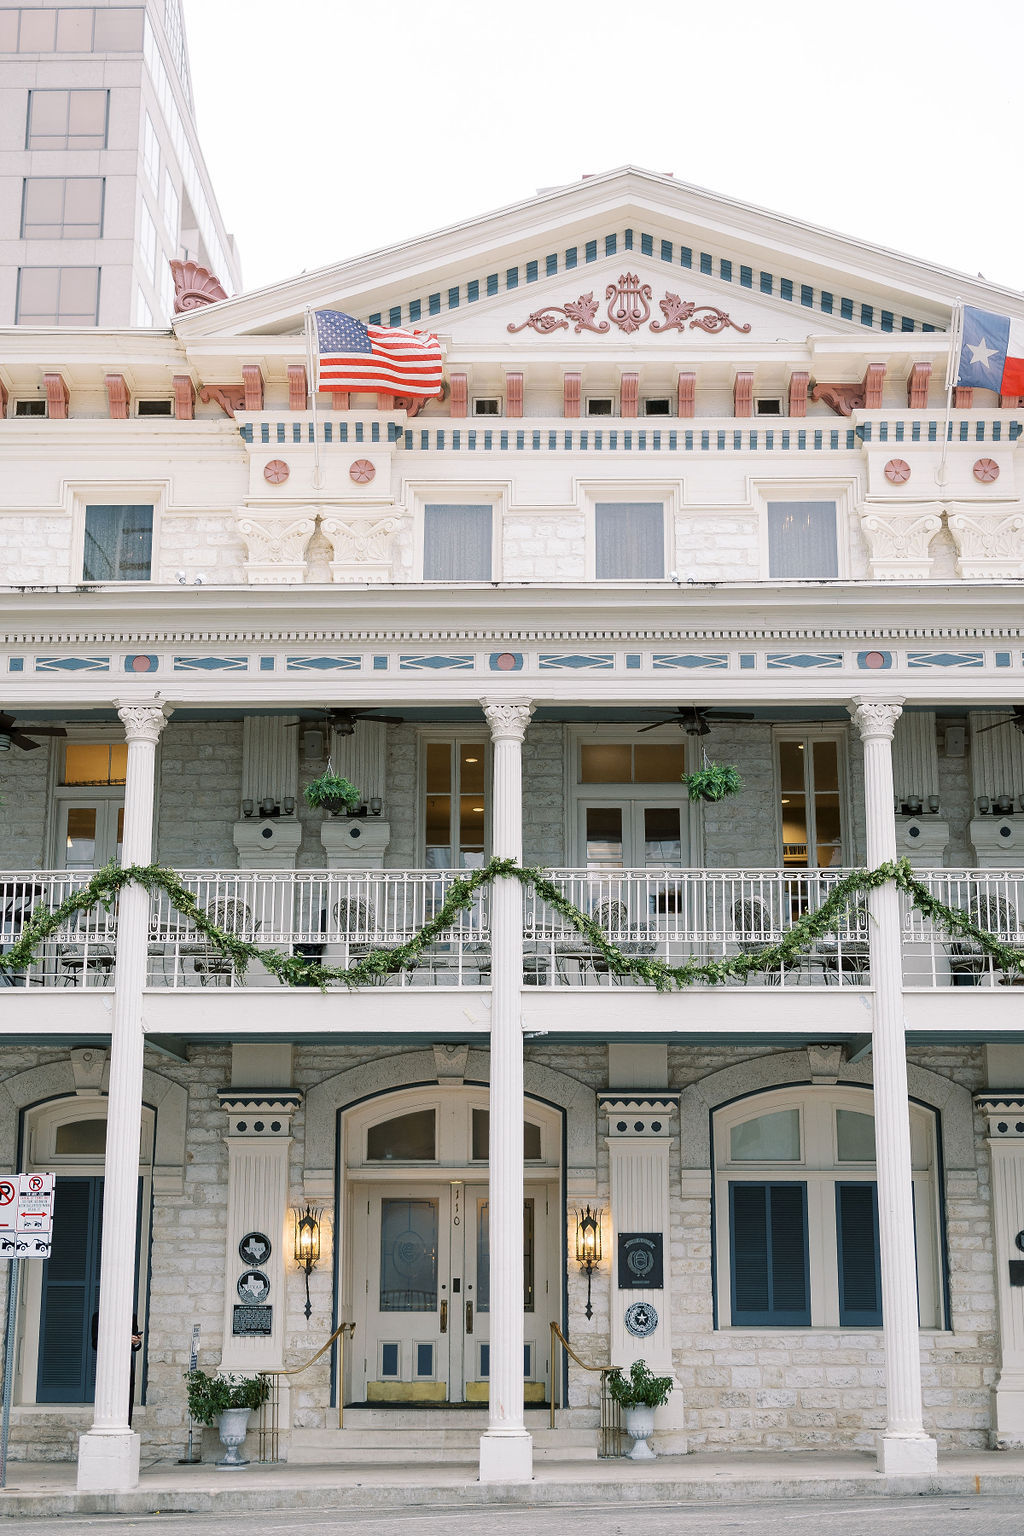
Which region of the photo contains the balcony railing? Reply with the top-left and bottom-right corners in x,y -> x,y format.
2,867 -> 1023,992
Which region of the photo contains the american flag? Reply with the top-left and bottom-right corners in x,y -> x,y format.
313,309 -> 444,396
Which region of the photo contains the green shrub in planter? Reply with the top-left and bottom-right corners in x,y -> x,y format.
185,1368 -> 270,1426
680,761 -> 742,803
606,1359 -> 674,1409
302,771 -> 361,814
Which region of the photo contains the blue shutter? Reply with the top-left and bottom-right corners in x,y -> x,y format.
836,1182 -> 882,1326
729,1182 -> 810,1326
37,1177 -> 103,1403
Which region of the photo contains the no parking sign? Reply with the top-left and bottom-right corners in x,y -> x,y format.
0,1172 -> 55,1259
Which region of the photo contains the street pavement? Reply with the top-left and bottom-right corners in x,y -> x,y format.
1,1496 -> 1022,1535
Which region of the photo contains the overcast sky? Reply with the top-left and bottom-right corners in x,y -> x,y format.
181,0 -> 1024,301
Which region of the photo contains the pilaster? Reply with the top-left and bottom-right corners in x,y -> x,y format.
975,1096 -> 1024,1446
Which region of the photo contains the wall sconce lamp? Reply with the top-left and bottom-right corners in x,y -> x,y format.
293,1204 -> 321,1319
575,1206 -> 603,1320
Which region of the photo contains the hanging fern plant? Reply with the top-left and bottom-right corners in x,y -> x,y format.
303,769 -> 361,814
681,759 -> 742,803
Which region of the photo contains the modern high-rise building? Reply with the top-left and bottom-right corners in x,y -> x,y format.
0,0 -> 241,331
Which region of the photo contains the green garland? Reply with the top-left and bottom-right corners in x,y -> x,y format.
2,857 -> 1023,993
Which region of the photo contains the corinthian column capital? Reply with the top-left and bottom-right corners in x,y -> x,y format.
115,700 -> 171,745
481,698 -> 534,743
847,699 -> 903,742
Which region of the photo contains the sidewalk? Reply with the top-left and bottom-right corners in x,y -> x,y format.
3,1449 -> 1024,1520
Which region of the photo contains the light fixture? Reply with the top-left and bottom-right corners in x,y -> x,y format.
575,1206 -> 603,1321
293,1204 -> 322,1320
368,796 -> 383,816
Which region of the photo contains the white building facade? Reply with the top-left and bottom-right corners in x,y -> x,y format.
2,168 -> 1024,1489
0,0 -> 240,333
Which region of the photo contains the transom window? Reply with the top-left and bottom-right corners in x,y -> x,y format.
715,1086 -> 942,1329
595,502 -> 664,579
580,742 -> 686,783
423,504 -> 492,581
62,743 -> 128,786
767,500 -> 839,579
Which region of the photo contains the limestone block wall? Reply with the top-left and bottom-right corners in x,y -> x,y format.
154,722 -> 243,868
0,736 -> 51,867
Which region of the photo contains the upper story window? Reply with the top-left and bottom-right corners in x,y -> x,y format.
423,504 -> 492,581
586,397 -> 614,416
643,398 -> 672,416
26,89 -> 108,149
161,173 -> 180,242
83,504 -> 153,581
777,734 -> 844,867
424,739 -> 487,868
16,267 -> 100,325
715,1086 -> 942,1329
142,113 -> 160,189
2,8 -> 143,53
139,201 -> 159,284
472,397 -> 500,416
14,399 -> 46,417
594,502 -> 664,579
767,500 -> 838,579
21,178 -> 104,240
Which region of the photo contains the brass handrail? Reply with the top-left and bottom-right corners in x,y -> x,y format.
549,1320 -> 624,1457
257,1320 -> 355,1462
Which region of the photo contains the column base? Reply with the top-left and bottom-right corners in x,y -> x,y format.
875,1431 -> 937,1476
478,1429 -> 533,1483
990,1377 -> 1024,1446
77,1428 -> 140,1493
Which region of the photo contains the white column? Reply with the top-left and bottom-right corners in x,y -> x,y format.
479,697 -> 533,1484
974,1096 -> 1024,1445
78,699 -> 169,1494
849,698 -> 937,1475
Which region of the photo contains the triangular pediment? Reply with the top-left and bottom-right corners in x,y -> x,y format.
173,166 -> 1024,350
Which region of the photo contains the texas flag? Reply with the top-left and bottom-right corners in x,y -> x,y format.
956,305 -> 1024,395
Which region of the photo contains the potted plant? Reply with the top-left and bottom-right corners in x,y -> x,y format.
185,1368 -> 270,1468
303,770 -> 361,817
681,759 -> 742,804
606,1359 -> 674,1460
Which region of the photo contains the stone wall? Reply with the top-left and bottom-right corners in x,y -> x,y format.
0,1038 -> 1000,1461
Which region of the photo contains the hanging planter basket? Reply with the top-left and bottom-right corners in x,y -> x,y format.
681,759 -> 742,803
303,769 -> 361,816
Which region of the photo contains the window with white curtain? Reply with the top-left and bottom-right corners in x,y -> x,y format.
594,502 -> 664,579
423,505 -> 492,581
83,505 -> 153,581
767,501 -> 838,578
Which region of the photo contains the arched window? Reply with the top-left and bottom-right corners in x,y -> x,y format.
714,1086 -> 943,1329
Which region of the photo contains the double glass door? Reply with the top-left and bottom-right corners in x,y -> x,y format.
356,1181 -> 551,1404
57,800 -> 124,869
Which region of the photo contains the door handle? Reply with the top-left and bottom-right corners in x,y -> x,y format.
465,1301 -> 473,1334
440,1300 -> 448,1333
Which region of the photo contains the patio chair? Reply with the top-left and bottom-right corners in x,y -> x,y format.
57,915 -> 116,986
333,897 -> 403,984
179,898 -> 258,985
815,897 -> 871,986
946,893 -> 1018,985
732,897 -> 785,986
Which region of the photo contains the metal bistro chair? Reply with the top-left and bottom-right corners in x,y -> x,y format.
180,898 -> 258,986
57,913 -> 116,987
815,896 -> 871,986
332,896 -> 404,984
946,892 -> 1018,986
732,897 -> 785,986
585,899 -> 657,984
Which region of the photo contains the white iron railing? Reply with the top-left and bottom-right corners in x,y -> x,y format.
2,867 -> 1024,991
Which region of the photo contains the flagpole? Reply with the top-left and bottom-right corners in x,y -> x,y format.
305,307 -> 324,490
936,297 -> 962,488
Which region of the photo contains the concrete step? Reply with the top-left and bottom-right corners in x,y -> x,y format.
338,1406 -> 552,1431
287,1425 -> 598,1464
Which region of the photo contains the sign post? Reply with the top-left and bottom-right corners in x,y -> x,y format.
179,1322 -> 202,1464
0,1173 -> 56,1488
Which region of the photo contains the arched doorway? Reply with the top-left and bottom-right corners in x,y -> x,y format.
340,1085 -> 562,1405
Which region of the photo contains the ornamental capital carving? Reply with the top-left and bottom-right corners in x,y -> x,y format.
481,698 -> 534,742
945,504 -> 1024,579
115,701 -> 171,744
217,1090 -> 303,1137
235,511 -> 316,584
598,1094 -> 678,1138
973,1095 -> 1024,1140
847,700 -> 903,741
857,500 -> 942,580
319,511 -> 399,584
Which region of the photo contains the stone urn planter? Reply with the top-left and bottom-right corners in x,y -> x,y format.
215,1406 -> 252,1468
623,1404 -> 657,1460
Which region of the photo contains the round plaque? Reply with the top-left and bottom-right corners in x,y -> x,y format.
974,457 -> 1000,483
264,459 -> 290,484
237,1269 -> 270,1303
350,458 -> 376,484
239,1231 -> 272,1266
624,1301 -> 658,1338
884,458 -> 911,484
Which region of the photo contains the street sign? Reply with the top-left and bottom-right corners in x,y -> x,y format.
0,1172 -> 55,1259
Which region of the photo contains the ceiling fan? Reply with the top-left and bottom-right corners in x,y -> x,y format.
287,707 -> 406,737
972,707 -> 1024,737
0,712 -> 67,753
637,705 -> 755,736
